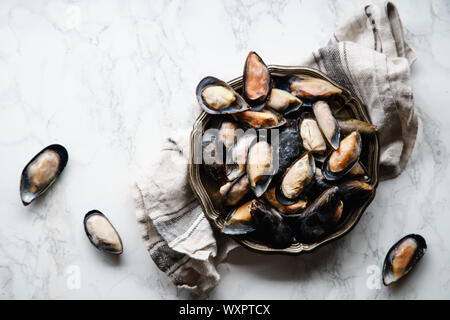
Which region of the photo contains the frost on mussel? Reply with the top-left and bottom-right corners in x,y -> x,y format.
290,77 -> 342,99
247,141 -> 274,197
197,76 -> 249,114
313,101 -> 341,150
382,234 -> 426,286
276,152 -> 315,206
323,131 -> 362,181
20,144 -> 68,206
293,186 -> 342,244
222,200 -> 293,249
243,51 -> 272,111
234,108 -> 287,129
84,210 -> 123,255
267,88 -> 302,115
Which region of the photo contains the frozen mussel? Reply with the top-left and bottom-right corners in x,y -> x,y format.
267,88 -> 302,114
223,200 -> 293,248
20,144 -> 68,206
197,76 -> 249,114
247,141 -> 275,197
84,210 -> 123,255
293,186 -> 342,244
313,101 -> 341,150
276,152 -> 316,206
243,51 -> 272,111
235,108 -> 287,129
290,77 -> 342,99
323,131 -> 362,181
382,234 -> 426,286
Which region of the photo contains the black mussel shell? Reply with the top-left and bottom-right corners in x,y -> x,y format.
20,144 -> 68,206
272,120 -> 303,178
222,200 -> 257,235
250,200 -> 293,249
275,152 -> 316,206
202,131 -> 228,183
243,51 -> 272,111
293,186 -> 341,244
338,180 -> 374,203
322,131 -> 362,181
382,234 -> 427,286
197,76 -> 249,114
84,210 -> 123,255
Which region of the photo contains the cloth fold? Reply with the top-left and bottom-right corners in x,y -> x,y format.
133,1 -> 418,296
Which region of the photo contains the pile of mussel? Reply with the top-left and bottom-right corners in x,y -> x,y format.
197,52 -> 378,249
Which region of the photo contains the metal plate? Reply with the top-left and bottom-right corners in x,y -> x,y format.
188,66 -> 379,255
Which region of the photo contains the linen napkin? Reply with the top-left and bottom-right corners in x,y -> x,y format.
133,1 -> 418,296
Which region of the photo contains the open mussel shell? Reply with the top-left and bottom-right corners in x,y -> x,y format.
196,76 -> 249,114
322,131 -> 362,181
222,200 -> 256,235
219,174 -> 251,207
293,186 -> 342,244
84,210 -> 123,255
298,114 -> 328,155
263,186 -> 308,215
243,51 -> 272,111
313,101 -> 341,150
290,76 -> 342,99
276,152 -> 316,206
225,131 -> 257,182
267,88 -> 303,115
247,141 -> 275,198
234,108 -> 287,129
382,234 -> 427,286
20,144 -> 68,206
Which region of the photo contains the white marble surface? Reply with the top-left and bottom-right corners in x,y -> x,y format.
1,0 -> 450,300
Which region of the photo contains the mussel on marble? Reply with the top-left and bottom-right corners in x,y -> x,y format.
313,101 -> 341,150
382,234 -> 426,286
276,152 -> 316,206
84,210 -> 123,255
247,141 -> 274,197
197,76 -> 249,114
20,144 -> 68,206
322,131 -> 362,181
290,77 -> 342,99
243,51 -> 272,111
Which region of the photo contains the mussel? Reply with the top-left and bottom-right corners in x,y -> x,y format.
338,180 -> 374,202
197,76 -> 249,114
247,141 -> 274,197
290,77 -> 342,98
322,131 -> 362,181
234,108 -> 287,129
293,186 -> 342,244
313,101 -> 341,150
219,121 -> 239,149
243,51 -> 272,111
338,119 -> 377,136
220,174 -> 251,207
299,117 -> 327,154
225,131 -> 257,181
84,210 -> 123,255
264,187 -> 308,215
382,234 -> 427,286
276,152 -> 315,205
20,144 -> 68,206
267,88 -> 302,114
222,200 -> 293,249
275,120 -> 303,177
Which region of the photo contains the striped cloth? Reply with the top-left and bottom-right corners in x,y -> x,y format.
133,1 -> 417,296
